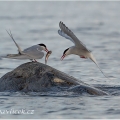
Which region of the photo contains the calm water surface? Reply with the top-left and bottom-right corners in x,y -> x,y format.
0,1 -> 120,119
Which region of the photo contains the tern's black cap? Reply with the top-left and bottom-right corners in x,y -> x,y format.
38,43 -> 46,48
63,48 -> 69,54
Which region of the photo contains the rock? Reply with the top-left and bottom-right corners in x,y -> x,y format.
0,62 -> 108,95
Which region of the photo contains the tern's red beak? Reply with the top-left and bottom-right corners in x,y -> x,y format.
61,54 -> 66,61
45,48 -> 49,52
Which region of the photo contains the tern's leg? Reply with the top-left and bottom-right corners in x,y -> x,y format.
80,56 -> 87,59
30,59 -> 37,62
34,59 -> 37,62
30,59 -> 34,62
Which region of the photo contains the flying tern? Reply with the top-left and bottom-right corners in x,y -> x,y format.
6,30 -> 50,63
58,21 -> 109,79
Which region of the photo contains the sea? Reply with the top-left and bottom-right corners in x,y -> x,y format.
0,1 -> 120,119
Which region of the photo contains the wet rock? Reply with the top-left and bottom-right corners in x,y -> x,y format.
68,85 -> 108,95
0,62 -> 108,95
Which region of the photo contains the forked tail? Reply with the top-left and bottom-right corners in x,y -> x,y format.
89,53 -> 110,80
6,30 -> 23,54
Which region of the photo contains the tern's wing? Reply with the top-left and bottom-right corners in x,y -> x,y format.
5,52 -> 44,59
58,30 -> 75,44
5,54 -> 34,59
23,45 -> 44,59
23,45 -> 42,54
59,21 -> 89,51
23,50 -> 44,59
6,30 -> 23,54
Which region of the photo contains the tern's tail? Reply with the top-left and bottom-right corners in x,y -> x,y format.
89,53 -> 110,80
0,54 -> 18,59
2,54 -> 22,59
2,54 -> 31,59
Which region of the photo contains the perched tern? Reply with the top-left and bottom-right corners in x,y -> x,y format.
6,30 -> 50,63
58,21 -> 109,79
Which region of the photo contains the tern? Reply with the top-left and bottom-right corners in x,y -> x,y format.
58,21 -> 109,79
6,30 -> 49,62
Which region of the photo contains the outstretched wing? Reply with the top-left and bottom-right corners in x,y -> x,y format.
59,21 -> 89,51
58,30 -> 75,44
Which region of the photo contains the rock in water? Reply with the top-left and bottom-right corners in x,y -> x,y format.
0,62 -> 108,95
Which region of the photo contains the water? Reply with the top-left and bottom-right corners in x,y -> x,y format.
0,1 -> 120,119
